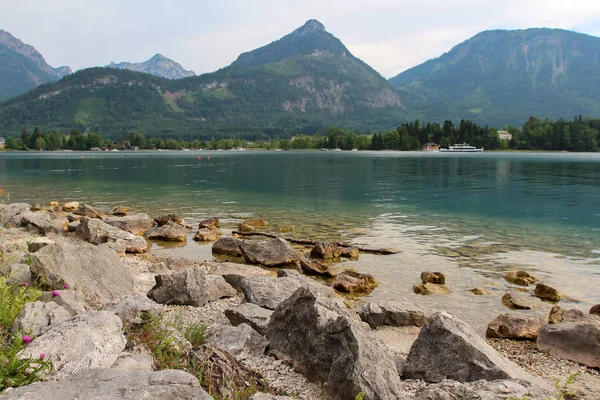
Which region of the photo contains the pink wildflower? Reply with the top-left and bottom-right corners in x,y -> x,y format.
22,335 -> 32,344
52,291 -> 60,297
63,284 -> 69,289
23,283 -> 29,287
3,360 -> 8,365
39,353 -> 46,359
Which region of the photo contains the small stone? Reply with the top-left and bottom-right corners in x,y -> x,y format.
243,219 -> 268,228
340,247 -> 359,258
199,217 -> 220,229
421,271 -> 446,285
333,270 -> 378,294
590,304 -> 600,315
49,201 -> 59,207
502,293 -> 536,310
154,214 -> 183,226
112,206 -> 131,216
73,204 -> 106,219
300,258 -> 336,278
238,223 -> 254,232
193,227 -> 223,242
534,283 -> 562,302
413,283 -> 450,295
61,201 -> 80,212
310,242 -> 342,259
504,271 -> 538,286
469,287 -> 490,295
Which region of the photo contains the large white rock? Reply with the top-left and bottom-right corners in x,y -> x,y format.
11,301 -> 71,337
537,321 -> 600,367
20,311 -> 127,378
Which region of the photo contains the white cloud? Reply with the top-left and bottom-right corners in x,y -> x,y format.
0,0 -> 599,76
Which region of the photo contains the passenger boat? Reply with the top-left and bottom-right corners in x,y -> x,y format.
439,143 -> 483,152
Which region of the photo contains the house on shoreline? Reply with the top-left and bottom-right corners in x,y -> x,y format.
0,137 -> 5,149
498,130 -> 512,141
422,142 -> 440,151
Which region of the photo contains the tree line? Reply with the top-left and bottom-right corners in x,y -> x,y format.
2,116 -> 599,152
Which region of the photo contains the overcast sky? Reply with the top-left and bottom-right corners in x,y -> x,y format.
2,0 -> 600,78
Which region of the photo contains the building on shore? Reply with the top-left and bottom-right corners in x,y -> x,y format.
0,137 -> 5,149
498,130 -> 513,141
422,142 -> 440,151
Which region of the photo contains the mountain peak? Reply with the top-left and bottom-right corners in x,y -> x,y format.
106,54 -> 195,79
295,19 -> 326,35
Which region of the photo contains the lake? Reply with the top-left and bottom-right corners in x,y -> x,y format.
1,150 -> 599,333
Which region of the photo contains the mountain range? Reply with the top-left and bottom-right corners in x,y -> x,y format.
0,22 -> 599,137
107,54 -> 195,79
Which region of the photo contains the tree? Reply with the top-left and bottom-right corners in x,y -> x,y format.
34,137 -> 46,150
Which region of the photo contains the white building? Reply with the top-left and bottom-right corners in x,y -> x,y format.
498,130 -> 512,141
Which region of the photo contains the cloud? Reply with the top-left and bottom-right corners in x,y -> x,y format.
1,0 -> 599,76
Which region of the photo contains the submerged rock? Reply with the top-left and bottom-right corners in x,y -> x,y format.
414,283 -> 450,295
243,219 -> 268,228
504,271 -> 538,286
310,241 -> 342,259
421,271 -> 446,285
154,214 -> 184,226
534,283 -> 562,302
333,270 -> 378,294
300,257 -> 336,278
501,292 -> 536,310
469,286 -> 491,295
199,217 -> 220,229
193,227 -> 223,242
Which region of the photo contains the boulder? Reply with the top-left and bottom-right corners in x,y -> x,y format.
105,213 -> 154,235
504,271 -> 538,286
237,222 -> 254,232
359,300 -> 429,329
547,305 -> 595,324
40,289 -> 89,316
501,292 -> 536,310
276,269 -> 338,298
340,246 -> 359,258
154,214 -> 183,226
225,303 -> 273,335
111,206 -> 131,216
148,221 -> 190,242
73,203 -> 106,219
27,237 -> 54,253
209,262 -> 272,292
537,321 -> 600,367
403,312 -> 550,391
310,241 -> 342,259
267,287 -> 403,399
193,227 -> 223,242
240,276 -> 303,310
61,201 -> 80,212
10,301 -> 71,337
111,350 -> 154,371
207,323 -> 268,358
300,257 -> 336,278
20,311 -> 127,378
199,217 -> 220,229
205,274 -> 237,302
239,237 -> 301,267
76,217 -> 148,254
421,271 -> 446,285
591,304 -> 600,316
0,203 -> 31,227
21,210 -> 68,234
413,283 -> 450,295
5,263 -> 32,287
333,270 -> 378,294
104,293 -> 164,318
486,314 -> 544,340
469,287 -> 490,295
31,240 -> 135,306
212,237 -> 244,257
410,379 -> 548,400
243,219 -> 268,228
0,368 -> 212,400
147,266 -> 207,307
534,283 -> 562,302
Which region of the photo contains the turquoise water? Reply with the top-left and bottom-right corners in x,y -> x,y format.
1,150 -> 599,332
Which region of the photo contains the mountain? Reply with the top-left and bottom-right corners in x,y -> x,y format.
0,30 -> 72,101
0,20 -> 408,137
390,28 -> 600,127
107,53 -> 195,79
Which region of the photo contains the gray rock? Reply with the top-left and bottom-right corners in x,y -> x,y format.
40,289 -> 89,316
501,292 -> 536,310
411,379 -> 548,400
300,257 -> 336,278
239,237 -> 302,267
207,323 -> 268,359
205,274 -> 237,302
27,237 -> 55,253
105,213 -> 155,235
11,301 -> 71,336
19,210 -> 68,234
73,203 -> 106,219
276,269 -> 338,299
537,321 -> 600,367
359,300 -> 429,329
31,240 -> 135,306
547,305 -> 598,324
403,312 -> 550,392
209,262 -> 272,292
21,311 -> 127,378
147,266 -> 207,306
240,276 -> 304,310
5,263 -> 32,286
148,221 -> 190,242
76,217 -> 148,254
111,350 -> 154,371
0,368 -> 212,400
310,241 -> 342,259
104,293 -> 164,319
225,302 -> 273,335
212,236 -> 244,257
249,394 -> 295,400
0,203 -> 31,227
486,314 -> 544,340
267,287 -> 403,400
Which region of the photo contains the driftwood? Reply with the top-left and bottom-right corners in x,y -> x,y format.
231,230 -> 400,255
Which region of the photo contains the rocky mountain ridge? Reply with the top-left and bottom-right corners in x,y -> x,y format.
107,53 -> 195,79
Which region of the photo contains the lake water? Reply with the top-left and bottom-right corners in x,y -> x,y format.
1,150 -> 599,333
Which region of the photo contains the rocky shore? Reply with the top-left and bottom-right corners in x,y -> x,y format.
0,201 -> 599,399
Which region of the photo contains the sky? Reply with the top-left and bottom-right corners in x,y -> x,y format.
2,0 -> 600,78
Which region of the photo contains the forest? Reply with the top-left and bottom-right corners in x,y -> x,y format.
2,116 -> 598,152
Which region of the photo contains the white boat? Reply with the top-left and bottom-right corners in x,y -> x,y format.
439,143 -> 483,152
333,147 -> 342,152
320,148 -> 328,152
